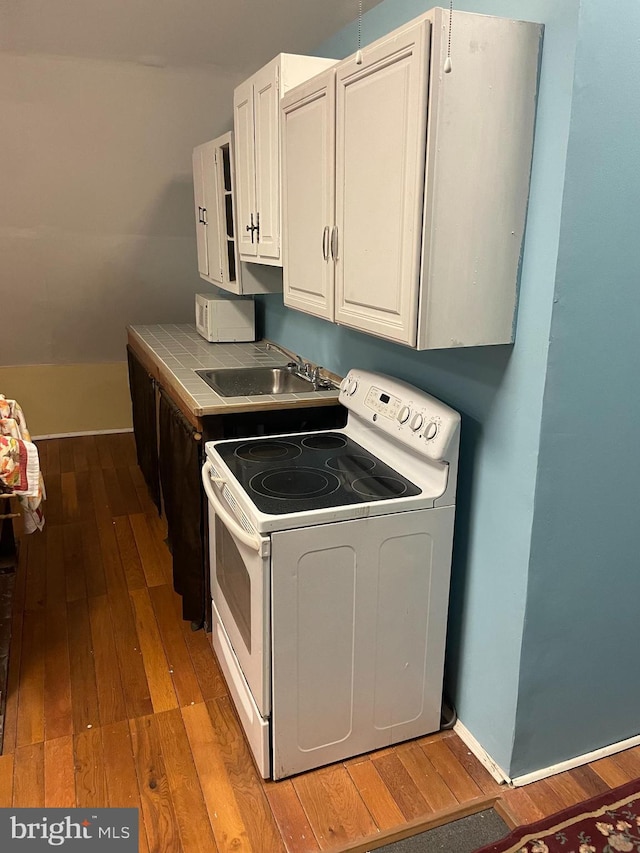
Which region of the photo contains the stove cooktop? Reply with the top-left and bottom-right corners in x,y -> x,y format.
214,432 -> 421,516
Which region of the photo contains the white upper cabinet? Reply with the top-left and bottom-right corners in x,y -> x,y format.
234,54 -> 338,267
281,9 -> 543,349
193,132 -> 244,294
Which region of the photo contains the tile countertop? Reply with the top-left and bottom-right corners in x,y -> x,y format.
127,324 -> 342,418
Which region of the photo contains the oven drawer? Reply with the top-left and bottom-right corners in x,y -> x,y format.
210,600 -> 271,779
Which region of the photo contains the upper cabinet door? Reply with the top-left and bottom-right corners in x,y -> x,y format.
253,59 -> 281,262
334,20 -> 430,347
201,140 -> 224,285
192,145 -> 209,277
282,71 -> 336,321
234,78 -> 258,259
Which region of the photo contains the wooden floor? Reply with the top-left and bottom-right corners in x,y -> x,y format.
2,433 -> 640,852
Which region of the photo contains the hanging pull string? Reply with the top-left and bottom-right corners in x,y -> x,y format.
356,0 -> 363,65
444,0 -> 453,73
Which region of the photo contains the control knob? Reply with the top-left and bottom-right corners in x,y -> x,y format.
410,413 -> 423,432
397,406 -> 411,424
348,379 -> 358,396
425,421 -> 438,440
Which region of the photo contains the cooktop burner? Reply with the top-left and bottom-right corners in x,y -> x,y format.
215,432 -> 421,515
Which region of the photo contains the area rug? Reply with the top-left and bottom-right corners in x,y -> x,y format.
473,777 -> 640,853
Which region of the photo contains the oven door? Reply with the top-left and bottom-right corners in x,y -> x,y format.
202,460 -> 271,716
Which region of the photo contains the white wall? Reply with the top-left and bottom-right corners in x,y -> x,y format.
0,51 -> 242,366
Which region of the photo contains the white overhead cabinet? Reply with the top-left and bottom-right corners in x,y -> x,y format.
281,9 -> 543,349
233,54 -> 338,267
193,132 -> 244,294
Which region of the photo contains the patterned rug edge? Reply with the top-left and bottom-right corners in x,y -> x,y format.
473,776 -> 640,853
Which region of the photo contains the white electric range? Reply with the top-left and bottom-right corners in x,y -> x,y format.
201,369 -> 460,779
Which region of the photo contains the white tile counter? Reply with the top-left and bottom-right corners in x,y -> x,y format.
127,324 -> 340,420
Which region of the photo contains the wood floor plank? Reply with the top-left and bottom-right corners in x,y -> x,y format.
61,471 -> 79,523
83,434 -> 101,470
567,764 -> 611,799
130,513 -> 170,588
88,594 -> 128,726
182,702 -> 252,853
371,752 -> 431,821
16,609 -> 45,747
13,742 -> 45,806
612,746 -> 640,777
45,438 -> 61,476
543,769 -> 593,807
155,708 -> 219,853
106,588 -> 153,719
108,432 -> 138,469
74,727 -> 107,807
293,764 -> 378,850
45,524 -> 67,607
149,583 -> 203,708
95,434 -> 115,470
420,737 -> 484,804
24,524 -> 46,611
115,466 -> 143,515
207,696 -> 286,853
129,587 -> 178,714
103,467 -> 128,518
63,522 -> 88,602
589,755 -> 634,788
0,754 -> 14,806
67,597 -> 100,732
129,714 -> 183,853
102,720 -> 151,853
114,516 -> 147,591
395,742 -> 459,813
82,518 -> 108,598
44,735 -> 76,807
347,759 -> 405,830
44,603 -> 73,740
500,786 -> 547,825
444,735 -> 504,795
172,590 -> 227,701
2,583 -> 24,754
130,465 -> 161,515
264,779 -> 322,853
59,438 -> 76,474
44,473 -> 63,526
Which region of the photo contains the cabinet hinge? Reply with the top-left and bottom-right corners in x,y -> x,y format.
220,267 -> 224,280
214,150 -> 218,165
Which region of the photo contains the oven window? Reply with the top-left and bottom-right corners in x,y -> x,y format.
215,516 -> 251,652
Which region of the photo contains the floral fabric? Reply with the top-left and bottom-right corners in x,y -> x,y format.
474,780 -> 640,853
0,395 -> 45,533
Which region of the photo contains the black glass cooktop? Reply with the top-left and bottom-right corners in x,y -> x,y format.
214,432 -> 421,515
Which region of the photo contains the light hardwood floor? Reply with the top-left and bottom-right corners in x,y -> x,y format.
2,434 -> 639,852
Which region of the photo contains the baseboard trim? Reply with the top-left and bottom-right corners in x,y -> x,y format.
511,731 -> 640,787
453,720 -> 511,785
32,428 -> 133,440
454,718 -> 640,788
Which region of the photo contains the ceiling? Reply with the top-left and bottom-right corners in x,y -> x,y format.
0,0 -> 385,74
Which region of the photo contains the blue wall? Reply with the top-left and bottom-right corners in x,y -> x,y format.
256,0 -> 580,773
510,0 -> 640,777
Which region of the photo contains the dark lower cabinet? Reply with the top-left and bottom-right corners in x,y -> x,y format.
127,346 -> 346,630
126,346 -> 161,513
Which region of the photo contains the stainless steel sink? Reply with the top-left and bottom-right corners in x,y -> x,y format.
196,366 -> 324,397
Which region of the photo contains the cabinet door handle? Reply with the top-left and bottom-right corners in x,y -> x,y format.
246,212 -> 255,243
330,226 -> 339,261
202,207 -> 207,226
322,225 -> 330,260
198,206 -> 203,223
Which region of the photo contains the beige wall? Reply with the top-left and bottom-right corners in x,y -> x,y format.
0,363 -> 133,437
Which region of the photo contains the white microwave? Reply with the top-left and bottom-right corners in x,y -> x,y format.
195,293 -> 255,343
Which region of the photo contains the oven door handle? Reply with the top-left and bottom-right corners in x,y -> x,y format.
202,461 -> 262,551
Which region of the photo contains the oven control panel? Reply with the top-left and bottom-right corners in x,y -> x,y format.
364,386 -> 402,420
340,369 -> 460,462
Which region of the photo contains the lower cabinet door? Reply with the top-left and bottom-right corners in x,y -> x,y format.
270,507 -> 454,779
